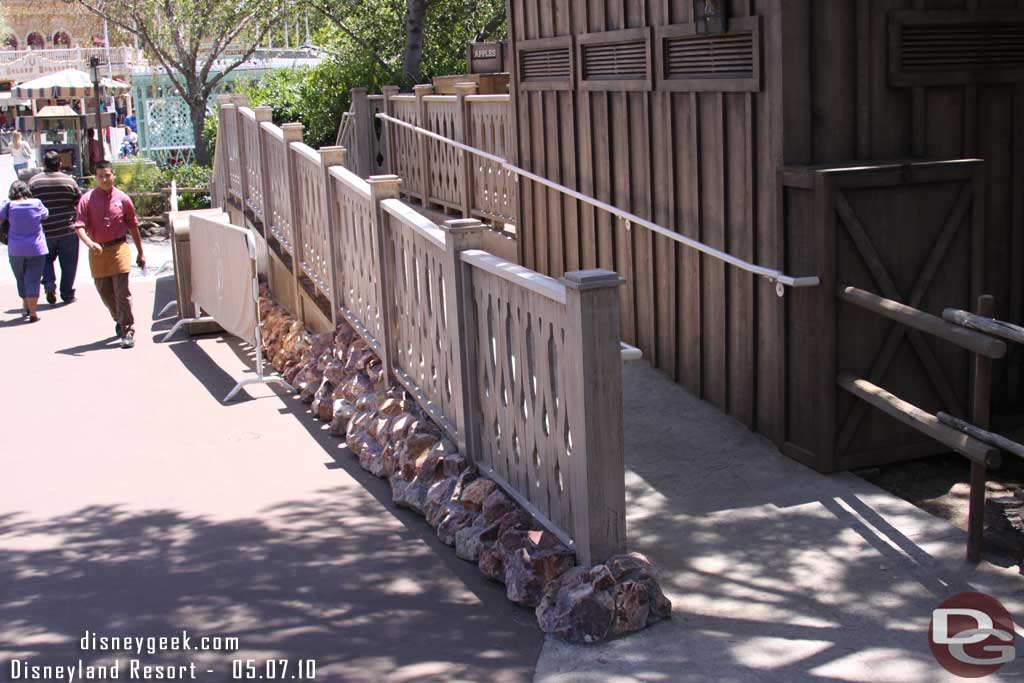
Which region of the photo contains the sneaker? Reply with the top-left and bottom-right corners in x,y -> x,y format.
45,291 -> 56,305
115,322 -> 123,338
28,314 -> 39,323
120,331 -> 135,349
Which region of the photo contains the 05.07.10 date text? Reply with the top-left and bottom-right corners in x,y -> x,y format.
231,659 -> 316,679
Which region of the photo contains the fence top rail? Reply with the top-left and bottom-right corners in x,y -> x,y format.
466,94 -> 512,103
943,307 -> 1024,347
261,120 -> 284,141
239,106 -> 256,121
329,165 -> 372,199
389,94 -> 417,102
422,95 -> 459,102
839,286 -> 1007,359
376,112 -> 819,294
461,249 -> 567,305
368,94 -> 384,101
291,141 -> 322,166
382,199 -> 446,250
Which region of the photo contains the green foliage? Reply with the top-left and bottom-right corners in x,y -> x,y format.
161,163 -> 212,210
234,0 -> 506,149
202,113 -> 219,163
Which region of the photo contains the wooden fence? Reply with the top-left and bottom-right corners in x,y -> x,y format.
343,85 -> 517,229
212,94 -> 625,566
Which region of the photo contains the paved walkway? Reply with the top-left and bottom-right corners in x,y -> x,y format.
537,361 -> 1024,682
0,277 -> 543,682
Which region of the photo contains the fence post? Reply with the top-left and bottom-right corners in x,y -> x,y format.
455,82 -> 478,219
233,104 -> 249,219
351,87 -> 371,177
319,146 -> 347,327
414,84 -> 434,205
212,95 -> 233,209
381,86 -> 400,176
252,106 -> 273,226
440,218 -> 486,457
281,122 -> 305,319
368,174 -> 403,379
967,294 -> 995,562
561,269 -> 627,567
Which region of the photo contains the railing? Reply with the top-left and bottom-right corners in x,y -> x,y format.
212,94 -> 626,565
343,85 -> 517,229
0,45 -> 146,67
836,286 -> 1019,562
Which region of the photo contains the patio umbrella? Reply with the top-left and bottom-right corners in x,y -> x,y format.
11,68 -> 131,99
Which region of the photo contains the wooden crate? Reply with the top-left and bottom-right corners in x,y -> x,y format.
782,159 -> 985,472
431,73 -> 509,95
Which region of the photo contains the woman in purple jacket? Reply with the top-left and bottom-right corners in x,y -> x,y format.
2,181 -> 49,322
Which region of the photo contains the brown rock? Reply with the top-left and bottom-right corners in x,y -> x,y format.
389,471 -> 410,506
482,489 -> 515,524
398,433 -> 442,480
612,581 -> 650,636
606,552 -> 657,582
424,477 -> 459,527
454,519 -> 488,562
340,373 -> 374,403
442,454 -> 468,478
379,397 -> 414,417
437,510 -> 477,546
590,564 -> 615,591
504,537 -> 575,607
535,580 -> 615,643
460,479 -> 496,512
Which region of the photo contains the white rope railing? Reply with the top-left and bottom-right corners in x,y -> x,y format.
376,112 -> 820,295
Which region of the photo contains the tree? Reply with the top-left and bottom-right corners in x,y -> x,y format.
69,0 -> 300,164
304,0 -> 505,86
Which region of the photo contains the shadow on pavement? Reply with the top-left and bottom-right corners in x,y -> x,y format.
0,493 -> 540,683
55,336 -> 122,356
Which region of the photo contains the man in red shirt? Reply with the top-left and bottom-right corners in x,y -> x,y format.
73,161 -> 146,348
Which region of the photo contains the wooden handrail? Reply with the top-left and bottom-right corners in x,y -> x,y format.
943,307 -> 1024,346
836,373 -> 1000,468
838,286 -> 1006,359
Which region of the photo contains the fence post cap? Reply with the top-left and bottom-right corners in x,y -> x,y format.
215,94 -> 234,105
319,145 -> 347,166
562,269 -> 624,290
413,84 -> 434,96
368,174 -> 402,185
280,122 -> 304,142
454,82 -> 479,95
441,218 -> 485,234
253,106 -> 273,121
382,85 -> 400,95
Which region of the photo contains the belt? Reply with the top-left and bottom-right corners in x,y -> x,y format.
99,237 -> 127,248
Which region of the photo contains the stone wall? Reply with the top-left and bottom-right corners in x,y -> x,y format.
258,289 -> 671,643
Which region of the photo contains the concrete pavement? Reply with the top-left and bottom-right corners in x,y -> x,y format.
0,276 -> 543,682
535,361 -> 1024,682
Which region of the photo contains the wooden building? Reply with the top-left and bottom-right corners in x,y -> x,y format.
504,0 -> 1022,471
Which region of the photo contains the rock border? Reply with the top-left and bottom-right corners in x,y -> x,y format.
259,292 -> 671,643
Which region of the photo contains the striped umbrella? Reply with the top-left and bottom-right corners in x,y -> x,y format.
11,68 -> 131,99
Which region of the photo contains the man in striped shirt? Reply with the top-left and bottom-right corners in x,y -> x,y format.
29,151 -> 82,304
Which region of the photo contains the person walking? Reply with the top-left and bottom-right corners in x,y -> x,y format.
2,181 -> 49,322
11,131 -> 34,174
73,161 -> 146,348
30,151 -> 82,304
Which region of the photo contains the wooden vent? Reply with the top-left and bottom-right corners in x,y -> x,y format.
890,10 -> 1024,86
582,41 -> 647,80
655,17 -> 761,92
517,36 -> 573,90
665,32 -> 754,80
577,28 -> 651,91
520,47 -> 571,81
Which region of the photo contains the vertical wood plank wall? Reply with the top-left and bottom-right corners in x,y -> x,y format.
509,0 -> 786,439
509,0 -> 1023,447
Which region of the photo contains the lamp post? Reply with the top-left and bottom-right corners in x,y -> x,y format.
89,55 -> 104,162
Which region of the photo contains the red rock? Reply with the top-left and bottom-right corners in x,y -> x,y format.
460,479 -> 496,512
606,552 -> 657,582
504,540 -> 575,607
482,489 -> 515,524
611,581 -> 650,636
437,510 -> 477,546
535,579 -> 615,643
398,433 -> 441,479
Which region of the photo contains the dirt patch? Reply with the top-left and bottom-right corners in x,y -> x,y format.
860,453 -> 1024,569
